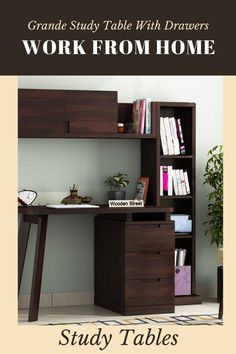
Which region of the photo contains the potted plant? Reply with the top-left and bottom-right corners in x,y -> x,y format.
104,172 -> 129,200
203,145 -> 223,263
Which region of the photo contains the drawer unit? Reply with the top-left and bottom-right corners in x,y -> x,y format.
95,217 -> 175,315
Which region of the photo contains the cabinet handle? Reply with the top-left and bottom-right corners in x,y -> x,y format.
140,278 -> 161,283
65,120 -> 70,133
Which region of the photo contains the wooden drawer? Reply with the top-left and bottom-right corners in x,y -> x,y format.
125,251 -> 173,279
125,278 -> 174,306
125,222 -> 174,252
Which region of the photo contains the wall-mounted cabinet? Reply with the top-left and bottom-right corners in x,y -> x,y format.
18,89 -> 117,137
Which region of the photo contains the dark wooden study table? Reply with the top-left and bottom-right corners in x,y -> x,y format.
18,204 -> 173,322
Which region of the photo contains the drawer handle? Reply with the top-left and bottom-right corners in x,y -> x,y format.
140,278 -> 161,283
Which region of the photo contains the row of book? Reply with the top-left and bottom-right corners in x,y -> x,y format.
160,166 -> 190,196
160,116 -> 186,155
175,248 -> 187,267
132,98 -> 152,134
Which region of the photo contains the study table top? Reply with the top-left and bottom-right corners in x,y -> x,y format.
18,205 -> 173,216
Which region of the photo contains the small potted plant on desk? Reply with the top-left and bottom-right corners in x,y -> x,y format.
104,172 -> 129,200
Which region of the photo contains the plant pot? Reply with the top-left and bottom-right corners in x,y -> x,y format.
108,190 -> 126,200
217,247 -> 223,266
61,190 -> 82,204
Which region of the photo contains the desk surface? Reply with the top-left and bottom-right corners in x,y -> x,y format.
18,205 -> 173,215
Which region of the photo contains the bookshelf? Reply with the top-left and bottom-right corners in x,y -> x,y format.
116,100 -> 201,304
18,90 -> 201,314
157,102 -> 201,305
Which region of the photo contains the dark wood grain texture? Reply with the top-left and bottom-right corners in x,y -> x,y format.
18,89 -> 66,137
94,217 -> 175,315
28,216 -> 48,322
18,215 -> 31,294
66,90 -> 117,134
18,89 -> 117,137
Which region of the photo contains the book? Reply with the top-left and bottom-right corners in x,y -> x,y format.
162,166 -> 168,195
160,117 -> 168,155
184,170 -> 191,194
133,99 -> 140,134
168,165 -> 173,196
169,117 -> 180,155
163,117 -> 174,155
175,169 -> 183,195
177,248 -> 187,266
160,166 -> 163,196
179,169 -> 187,195
134,177 -> 149,204
145,98 -> 152,134
138,99 -> 146,134
175,249 -> 178,267
176,118 -> 186,155
172,169 -> 179,196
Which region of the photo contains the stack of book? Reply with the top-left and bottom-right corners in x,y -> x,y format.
175,248 -> 187,266
160,116 -> 186,155
160,166 -> 190,196
132,98 -> 152,134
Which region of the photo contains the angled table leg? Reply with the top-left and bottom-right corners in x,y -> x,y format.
28,215 -> 48,322
18,215 -> 31,294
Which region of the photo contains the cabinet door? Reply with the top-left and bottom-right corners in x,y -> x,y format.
18,89 -> 66,137
66,90 -> 117,134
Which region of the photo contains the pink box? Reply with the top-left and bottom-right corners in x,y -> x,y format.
175,266 -> 191,296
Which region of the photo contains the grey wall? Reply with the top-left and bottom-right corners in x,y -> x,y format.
18,76 -> 223,299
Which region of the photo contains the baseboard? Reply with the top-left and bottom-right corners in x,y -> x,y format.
18,291 -> 94,309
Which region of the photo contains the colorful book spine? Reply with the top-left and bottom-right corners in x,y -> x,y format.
176,118 -> 186,155
163,166 -> 168,195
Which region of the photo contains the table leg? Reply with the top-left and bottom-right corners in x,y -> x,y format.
18,215 -> 31,294
28,215 -> 48,322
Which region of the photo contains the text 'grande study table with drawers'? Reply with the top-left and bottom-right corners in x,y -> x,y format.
18,205 -> 175,322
